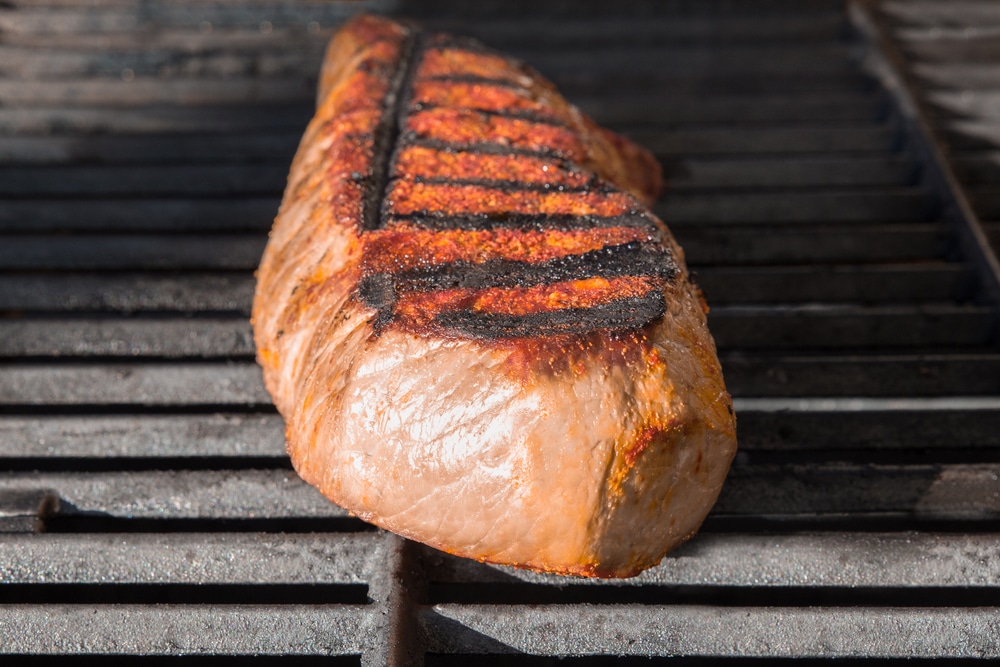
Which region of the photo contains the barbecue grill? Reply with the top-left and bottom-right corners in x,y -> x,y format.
2,0 -> 999,663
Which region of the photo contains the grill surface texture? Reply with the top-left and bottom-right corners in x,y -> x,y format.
1,0 -> 999,664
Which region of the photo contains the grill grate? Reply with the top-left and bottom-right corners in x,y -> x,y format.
876,0 -> 1000,270
1,0 -> 999,663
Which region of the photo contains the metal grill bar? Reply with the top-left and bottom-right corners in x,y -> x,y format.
421,606 -> 1000,658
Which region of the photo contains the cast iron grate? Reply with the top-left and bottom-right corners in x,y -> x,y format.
0,0 -> 998,664
876,0 -> 1000,257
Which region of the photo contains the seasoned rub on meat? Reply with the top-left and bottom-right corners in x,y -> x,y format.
252,15 -> 737,578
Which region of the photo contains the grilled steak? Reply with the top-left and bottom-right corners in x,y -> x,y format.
252,15 -> 737,577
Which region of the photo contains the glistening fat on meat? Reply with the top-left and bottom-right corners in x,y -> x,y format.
252,15 -> 737,578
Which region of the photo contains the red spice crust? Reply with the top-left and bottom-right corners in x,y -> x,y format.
361,225 -> 655,274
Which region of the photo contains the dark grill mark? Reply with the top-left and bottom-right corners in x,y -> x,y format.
403,136 -> 571,159
356,273 -> 397,329
368,241 -> 677,293
363,27 -> 424,232
434,293 -> 667,339
406,104 -> 571,128
354,35 -> 673,339
387,212 -> 660,232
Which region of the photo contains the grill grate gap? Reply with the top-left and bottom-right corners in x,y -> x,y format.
426,583 -> 1000,607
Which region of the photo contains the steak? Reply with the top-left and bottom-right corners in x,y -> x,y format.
252,15 -> 737,577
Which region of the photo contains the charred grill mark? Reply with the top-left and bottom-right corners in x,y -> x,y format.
408,106 -> 571,130
363,26 -> 424,232
403,137 -> 569,160
363,241 -> 677,294
435,293 -> 667,339
351,37 -> 672,340
408,102 -> 568,128
388,212 -> 659,232
356,273 -> 397,328
404,108 -> 584,158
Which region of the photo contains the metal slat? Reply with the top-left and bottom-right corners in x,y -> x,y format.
0,414 -> 284,458
0,470 -> 346,520
422,605 -> 1000,658
941,120 -> 1000,152
677,224 -> 951,265
0,24 -> 332,53
554,71 -> 877,96
575,91 -> 885,125
0,533 -> 381,584
895,36 -> 1000,65
0,605 -> 370,655
0,165 -> 286,195
666,155 -> 913,190
0,273 -> 254,312
0,133 -> 300,165
0,105 -> 312,135
0,78 -> 315,106
0,236 -> 265,271
0,198 -> 278,233
428,532 -> 1000,587
928,90 -> 1000,121
0,320 -> 255,359
636,124 -> 898,155
722,353 -> 1000,397
968,187 -> 1000,219
709,304 -> 994,349
427,14 -> 849,45
0,46 -> 325,80
913,63 -> 1000,89
881,1 -> 1000,27
737,402 -> 1000,450
695,264 -> 971,303
658,188 -> 932,223
0,2 -> 374,32
715,461 -> 1000,519
514,44 -> 859,77
405,0 -> 843,18
0,363 -> 266,406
